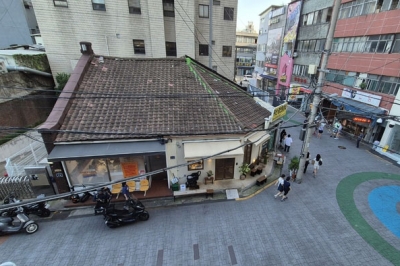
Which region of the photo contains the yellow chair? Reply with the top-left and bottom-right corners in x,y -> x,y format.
111,183 -> 122,198
139,179 -> 149,196
127,181 -> 136,193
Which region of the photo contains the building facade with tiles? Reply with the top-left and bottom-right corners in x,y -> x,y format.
321,0 -> 400,163
39,42 -> 275,195
32,0 -> 237,80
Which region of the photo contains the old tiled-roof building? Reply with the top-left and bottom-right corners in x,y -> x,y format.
40,42 -> 273,196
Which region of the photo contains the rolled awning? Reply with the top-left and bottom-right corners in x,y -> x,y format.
246,132 -> 270,146
183,140 -> 243,159
47,141 -> 165,162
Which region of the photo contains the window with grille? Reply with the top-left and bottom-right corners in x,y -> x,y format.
133,40 -> 145,54
163,0 -> 175,17
199,4 -> 209,18
92,0 -> 106,11
224,7 -> 234,21
166,42 -> 177,57
199,44 -> 209,56
128,0 -> 141,14
222,46 -> 232,57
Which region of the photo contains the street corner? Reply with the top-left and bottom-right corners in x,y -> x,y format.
336,172 -> 400,265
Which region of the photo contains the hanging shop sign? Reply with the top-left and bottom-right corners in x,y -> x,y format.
353,117 -> 371,123
342,88 -> 381,107
272,102 -> 288,122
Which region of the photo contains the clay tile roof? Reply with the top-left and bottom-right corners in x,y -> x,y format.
55,56 -> 271,142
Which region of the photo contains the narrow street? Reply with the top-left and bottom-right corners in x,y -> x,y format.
0,107 -> 399,266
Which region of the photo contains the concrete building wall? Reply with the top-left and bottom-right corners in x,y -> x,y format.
33,0 -> 236,79
0,0 -> 34,48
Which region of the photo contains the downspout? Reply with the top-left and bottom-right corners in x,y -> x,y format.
6,65 -> 52,77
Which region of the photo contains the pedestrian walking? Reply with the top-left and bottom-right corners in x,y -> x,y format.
281,176 -> 291,201
284,134 -> 293,152
303,152 -> 310,174
274,174 -> 285,198
279,129 -> 287,149
312,154 -> 323,177
356,132 -> 364,148
317,120 -> 326,138
333,122 -> 342,139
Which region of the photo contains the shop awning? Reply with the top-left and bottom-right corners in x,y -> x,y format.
331,97 -> 387,117
47,141 -> 165,162
260,74 -> 277,81
183,140 -> 243,159
246,132 -> 270,146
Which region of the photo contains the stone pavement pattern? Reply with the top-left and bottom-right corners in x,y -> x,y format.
0,107 -> 399,265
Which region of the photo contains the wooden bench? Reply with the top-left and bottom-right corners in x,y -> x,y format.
173,189 -> 214,201
256,175 -> 267,186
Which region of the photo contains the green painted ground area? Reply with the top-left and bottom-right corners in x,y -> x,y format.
336,172 -> 400,265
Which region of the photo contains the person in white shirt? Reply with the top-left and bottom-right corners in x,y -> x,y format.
284,134 -> 293,152
274,174 -> 286,198
317,121 -> 326,139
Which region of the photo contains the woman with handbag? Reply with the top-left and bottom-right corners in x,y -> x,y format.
312,154 -> 323,178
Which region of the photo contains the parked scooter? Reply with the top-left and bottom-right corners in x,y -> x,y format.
0,193 -> 50,218
0,207 -> 39,235
103,198 -> 149,228
70,185 -> 94,203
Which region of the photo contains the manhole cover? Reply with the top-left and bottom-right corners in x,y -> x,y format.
338,146 -> 346,149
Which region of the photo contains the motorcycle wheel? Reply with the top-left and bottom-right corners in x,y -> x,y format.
138,212 -> 150,221
25,223 -> 39,234
106,223 -> 118,228
0,211 -> 8,217
39,209 -> 51,217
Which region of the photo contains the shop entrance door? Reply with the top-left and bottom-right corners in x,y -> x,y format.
147,154 -> 167,181
215,158 -> 235,180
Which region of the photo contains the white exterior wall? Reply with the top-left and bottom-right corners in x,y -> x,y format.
194,0 -> 237,79
32,0 -> 236,79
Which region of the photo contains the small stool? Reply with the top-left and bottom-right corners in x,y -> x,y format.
206,189 -> 214,198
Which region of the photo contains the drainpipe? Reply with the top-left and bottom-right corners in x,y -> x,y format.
6,65 -> 52,77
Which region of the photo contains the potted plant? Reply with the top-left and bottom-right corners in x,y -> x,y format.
288,156 -> 300,180
207,170 -> 213,177
359,82 -> 367,90
239,163 -> 251,180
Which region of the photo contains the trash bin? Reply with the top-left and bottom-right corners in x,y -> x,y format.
171,183 -> 180,191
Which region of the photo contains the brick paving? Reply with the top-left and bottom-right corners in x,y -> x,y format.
0,107 -> 399,265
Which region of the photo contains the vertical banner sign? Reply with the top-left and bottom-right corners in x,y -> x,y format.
283,1 -> 302,44
265,28 -> 283,68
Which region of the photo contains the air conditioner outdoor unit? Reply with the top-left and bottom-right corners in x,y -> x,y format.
292,52 -> 298,58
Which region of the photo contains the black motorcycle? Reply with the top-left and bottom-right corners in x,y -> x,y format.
0,193 -> 51,218
94,187 -> 112,215
103,198 -> 149,228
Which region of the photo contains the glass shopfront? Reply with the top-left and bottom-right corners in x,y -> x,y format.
65,156 -> 146,186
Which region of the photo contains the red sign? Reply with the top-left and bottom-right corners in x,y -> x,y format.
353,117 -> 371,123
264,63 -> 277,68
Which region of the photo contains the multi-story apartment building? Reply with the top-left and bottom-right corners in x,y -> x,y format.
32,0 -> 237,79
291,0 -> 334,110
0,0 -> 40,48
235,24 -> 257,77
255,5 -> 284,87
322,0 -> 400,163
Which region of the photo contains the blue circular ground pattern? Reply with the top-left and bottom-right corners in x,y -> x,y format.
368,185 -> 400,238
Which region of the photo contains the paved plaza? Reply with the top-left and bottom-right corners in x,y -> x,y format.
0,108 -> 399,266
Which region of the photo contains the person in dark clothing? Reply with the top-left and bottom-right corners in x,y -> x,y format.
357,132 -> 364,148
303,152 -> 310,174
279,129 -> 287,148
281,176 -> 291,201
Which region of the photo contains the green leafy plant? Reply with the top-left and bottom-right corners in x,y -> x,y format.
239,163 -> 251,176
207,170 -> 213,177
288,156 -> 300,172
55,72 -> 71,92
359,82 -> 367,90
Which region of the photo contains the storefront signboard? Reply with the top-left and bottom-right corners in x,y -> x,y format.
342,88 -> 381,107
121,161 -> 139,178
272,102 -> 288,122
353,117 -> 371,123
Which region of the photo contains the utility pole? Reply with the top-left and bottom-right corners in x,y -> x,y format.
296,0 -> 341,183
209,0 -> 213,68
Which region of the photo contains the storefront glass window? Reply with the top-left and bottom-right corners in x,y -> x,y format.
389,126 -> 400,154
65,156 -> 145,186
